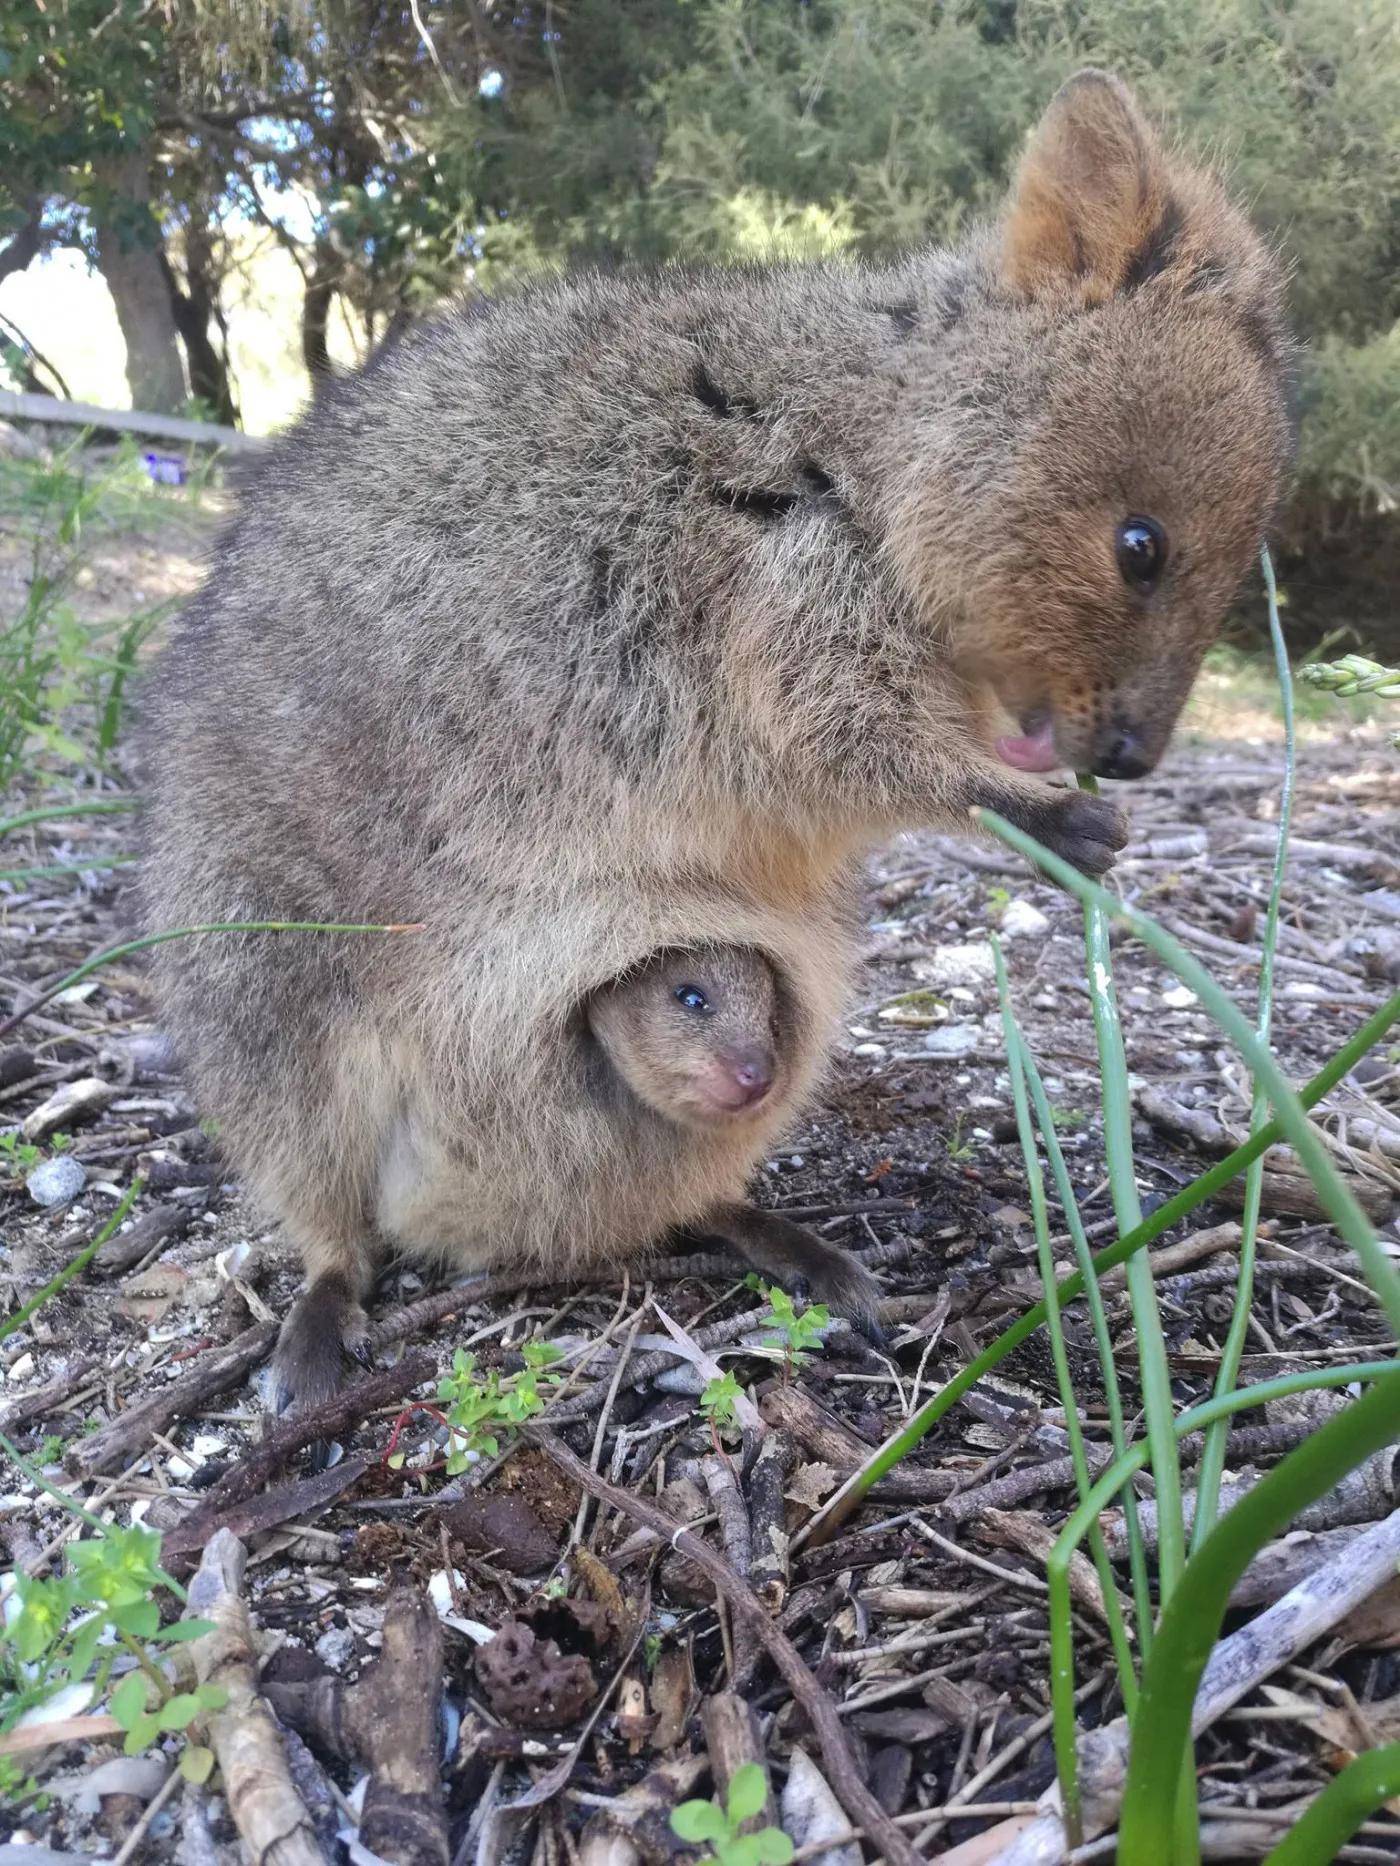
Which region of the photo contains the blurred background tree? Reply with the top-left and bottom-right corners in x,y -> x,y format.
1,0 -> 1396,630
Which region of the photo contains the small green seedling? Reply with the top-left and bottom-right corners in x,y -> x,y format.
985,882 -> 1012,921
946,1113 -> 976,1163
428,1339 -> 564,1476
699,1370 -> 744,1444
670,1762 -> 794,1865
0,1521 -> 227,1792
756,1284 -> 829,1380
0,1130 -> 71,1180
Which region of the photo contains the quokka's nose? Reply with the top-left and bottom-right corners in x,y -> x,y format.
724,1047 -> 774,1107
1092,726 -> 1153,781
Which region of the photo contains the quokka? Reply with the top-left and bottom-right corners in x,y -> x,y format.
141,70 -> 1293,1408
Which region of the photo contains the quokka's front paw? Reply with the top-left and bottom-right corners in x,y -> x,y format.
1033,789 -> 1129,879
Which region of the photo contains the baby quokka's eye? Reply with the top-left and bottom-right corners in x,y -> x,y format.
1115,516 -> 1168,594
674,985 -> 711,1015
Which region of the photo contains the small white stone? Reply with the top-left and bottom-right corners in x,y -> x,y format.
1000,899 -> 1050,940
914,941 -> 996,991
26,1154 -> 87,1208
922,1025 -> 978,1059
6,1353 -> 34,1384
1161,985 -> 1198,1009
852,1042 -> 887,1060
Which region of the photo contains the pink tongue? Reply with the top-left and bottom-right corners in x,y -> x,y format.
995,722 -> 1060,773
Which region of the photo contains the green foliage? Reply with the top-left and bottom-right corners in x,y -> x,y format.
670,1763 -> 794,1866
0,1130 -> 71,1181
0,1518 -> 226,1790
431,1340 -> 563,1476
699,1370 -> 743,1441
0,444 -> 171,799
755,1283 -> 829,1376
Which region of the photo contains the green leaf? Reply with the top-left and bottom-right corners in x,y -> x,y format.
193,1683 -> 228,1712
179,1743 -> 215,1785
754,1832 -> 794,1865
670,1798 -> 728,1843
157,1692 -> 202,1732
149,1619 -> 215,1644
718,1838 -> 760,1866
109,1599 -> 159,1639
109,1672 -> 148,1729
122,1710 -> 161,1755
726,1764 -> 767,1824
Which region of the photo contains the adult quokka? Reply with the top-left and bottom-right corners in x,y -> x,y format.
142,71 -> 1293,1409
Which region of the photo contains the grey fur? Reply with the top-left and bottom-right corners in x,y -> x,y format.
140,72 -> 1291,1406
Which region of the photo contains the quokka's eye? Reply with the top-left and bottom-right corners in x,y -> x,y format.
1115,516 -> 1168,592
675,985 -> 710,1014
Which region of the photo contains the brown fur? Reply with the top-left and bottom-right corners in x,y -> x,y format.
587,946 -> 782,1127
140,72 -> 1292,1407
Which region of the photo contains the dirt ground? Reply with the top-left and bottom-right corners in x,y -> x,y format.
2,501 -> 1399,1863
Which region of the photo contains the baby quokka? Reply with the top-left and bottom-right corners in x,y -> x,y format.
142,70 -> 1293,1409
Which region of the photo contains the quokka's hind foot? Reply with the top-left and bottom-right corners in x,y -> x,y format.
269,1269 -> 373,1423
701,1202 -> 887,1349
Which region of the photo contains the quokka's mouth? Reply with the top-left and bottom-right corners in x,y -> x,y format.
994,713 -> 1060,774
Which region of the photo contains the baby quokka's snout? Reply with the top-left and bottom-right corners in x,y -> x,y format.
703,1041 -> 775,1113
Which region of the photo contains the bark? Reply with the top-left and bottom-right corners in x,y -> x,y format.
0,198 -> 45,286
160,222 -> 238,426
92,153 -> 187,415
301,239 -> 340,384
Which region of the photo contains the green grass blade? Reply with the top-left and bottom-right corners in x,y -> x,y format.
993,940 -> 1137,1805
1075,774 -> 1194,1858
1016,1038 -> 1153,1656
805,990 -> 1400,1544
1117,1371 -> 1400,1859
975,811 -> 1400,1336
1260,1743 -> 1400,1864
1078,773 -> 1186,1615
0,799 -> 141,837
1194,548 -> 1295,1550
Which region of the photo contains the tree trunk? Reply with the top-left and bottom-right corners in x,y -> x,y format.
92,152 -> 187,415
301,239 -> 340,385
160,233 -> 239,427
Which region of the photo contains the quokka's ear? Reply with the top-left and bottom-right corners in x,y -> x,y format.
1000,69 -> 1173,300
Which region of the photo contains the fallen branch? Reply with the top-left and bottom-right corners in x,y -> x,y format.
528,1427 -> 921,1866
187,1529 -> 324,1866
163,1351 -> 434,1542
67,1322 -> 277,1478
162,1453 -> 371,1571
955,1505 -> 1400,1864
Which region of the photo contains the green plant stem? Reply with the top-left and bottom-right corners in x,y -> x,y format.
0,799 -> 140,837
1194,547 -> 1295,1551
0,856 -> 137,885
993,941 -> 1136,1808
805,987 -> 1400,1544
1260,1743 -> 1400,1865
1076,771 -> 1194,1863
0,1429 -> 112,1536
1017,1040 -> 1152,1659
117,1629 -> 173,1703
1046,1361 -> 1400,1843
977,810 -> 1400,1336
0,1177 -> 140,1345
0,918 -> 425,1042
1117,1371 -> 1400,1859
1078,772 -> 1186,1601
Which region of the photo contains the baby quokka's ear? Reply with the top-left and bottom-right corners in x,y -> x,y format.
1000,68 -> 1179,302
